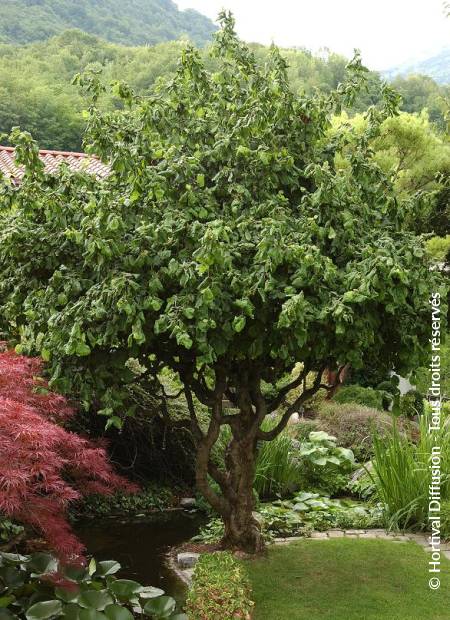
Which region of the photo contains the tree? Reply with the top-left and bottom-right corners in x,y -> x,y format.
0,13 -> 445,553
0,345 -> 137,560
331,110 -> 450,234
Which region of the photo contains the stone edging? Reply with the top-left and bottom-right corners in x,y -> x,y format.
170,529 -> 450,586
274,529 -> 450,559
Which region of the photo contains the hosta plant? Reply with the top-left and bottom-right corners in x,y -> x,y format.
0,552 -> 185,620
296,431 -> 355,495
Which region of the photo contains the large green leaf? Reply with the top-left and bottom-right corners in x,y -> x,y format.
25,600 -> 63,620
143,596 -> 176,618
78,590 -> 114,611
103,605 -> 134,620
109,580 -> 143,600
78,610 -> 107,620
28,554 -> 58,576
94,562 -> 121,578
138,587 -> 165,600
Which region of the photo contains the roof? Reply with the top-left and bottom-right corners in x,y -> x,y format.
0,146 -> 110,181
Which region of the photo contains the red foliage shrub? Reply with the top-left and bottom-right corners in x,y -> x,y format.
0,345 -> 137,560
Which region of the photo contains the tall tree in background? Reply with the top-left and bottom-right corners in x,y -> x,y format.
0,13 -> 444,552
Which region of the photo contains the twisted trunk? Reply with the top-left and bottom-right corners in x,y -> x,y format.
221,436 -> 263,553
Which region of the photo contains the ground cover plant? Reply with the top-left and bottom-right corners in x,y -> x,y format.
245,539 -> 450,620
0,12 -> 444,553
186,552 -> 253,620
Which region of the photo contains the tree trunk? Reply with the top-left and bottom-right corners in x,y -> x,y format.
221,436 -> 264,554
222,494 -> 263,554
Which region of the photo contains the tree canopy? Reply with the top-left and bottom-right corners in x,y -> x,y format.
0,12 -> 445,552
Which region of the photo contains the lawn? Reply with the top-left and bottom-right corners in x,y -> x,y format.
245,539 -> 450,620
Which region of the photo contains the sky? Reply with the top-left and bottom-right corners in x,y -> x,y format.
176,0 -> 449,70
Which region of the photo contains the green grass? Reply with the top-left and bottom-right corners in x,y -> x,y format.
245,539 -> 450,620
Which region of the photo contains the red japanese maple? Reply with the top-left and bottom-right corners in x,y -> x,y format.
0,345 -> 137,560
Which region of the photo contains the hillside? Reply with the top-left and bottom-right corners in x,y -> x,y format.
384,48 -> 450,84
0,0 -> 217,47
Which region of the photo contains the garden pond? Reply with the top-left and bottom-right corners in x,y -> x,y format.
75,511 -> 205,601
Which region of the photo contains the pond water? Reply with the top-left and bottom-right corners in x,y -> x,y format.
75,511 -> 205,602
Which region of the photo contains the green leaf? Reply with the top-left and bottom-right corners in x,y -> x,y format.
0,596 -> 14,608
95,562 -> 121,578
109,580 -> 143,601
182,307 -> 195,320
88,559 -> 96,577
232,316 -> 246,333
62,604 -> 81,620
103,606 -> 134,620
138,587 -> 164,600
196,174 -> 205,188
78,610 -> 107,620
78,590 -> 114,611
143,596 -> 176,618
25,600 -> 63,620
175,331 -> 193,349
55,587 -> 79,604
75,342 -> 91,357
28,554 -> 58,576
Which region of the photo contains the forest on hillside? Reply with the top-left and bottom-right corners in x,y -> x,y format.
0,29 -> 448,152
0,0 -> 217,46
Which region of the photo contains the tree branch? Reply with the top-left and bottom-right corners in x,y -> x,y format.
257,366 -> 326,440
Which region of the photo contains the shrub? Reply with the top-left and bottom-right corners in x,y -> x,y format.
0,347 -> 137,560
0,551 -> 184,620
333,385 -> 384,410
317,402 -> 393,461
398,390 -> 424,418
186,552 -> 254,620
425,235 -> 450,262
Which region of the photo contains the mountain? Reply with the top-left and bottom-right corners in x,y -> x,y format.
383,48 -> 450,85
0,0 -> 217,47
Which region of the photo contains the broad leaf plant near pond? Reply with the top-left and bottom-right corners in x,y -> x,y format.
0,12 -> 445,553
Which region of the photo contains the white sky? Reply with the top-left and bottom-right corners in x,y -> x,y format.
176,0 -> 449,70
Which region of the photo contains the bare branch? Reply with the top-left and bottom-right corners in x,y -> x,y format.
257,366 -> 326,440
267,364 -> 310,413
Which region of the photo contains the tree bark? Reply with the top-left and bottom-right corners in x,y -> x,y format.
220,435 -> 264,554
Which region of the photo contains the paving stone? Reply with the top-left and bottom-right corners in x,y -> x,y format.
375,533 -> 393,539
359,533 -> 377,538
406,533 -> 427,542
443,551 -> 450,561
368,529 -> 388,534
328,530 -> 345,538
310,532 -> 329,539
390,535 -> 410,541
344,529 -> 366,535
345,534 -> 359,538
177,552 -> 200,568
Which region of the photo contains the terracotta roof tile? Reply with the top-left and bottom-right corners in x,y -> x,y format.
0,146 -> 110,181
